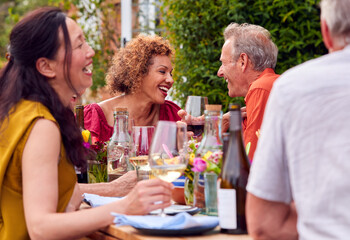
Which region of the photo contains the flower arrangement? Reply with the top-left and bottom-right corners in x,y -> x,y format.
184,138 -> 223,180
81,130 -> 108,183
183,138 -> 223,206
184,139 -> 200,182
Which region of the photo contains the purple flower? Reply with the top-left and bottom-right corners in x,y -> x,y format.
191,158 -> 207,172
83,142 -> 90,149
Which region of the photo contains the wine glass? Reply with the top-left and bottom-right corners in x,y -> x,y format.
185,96 -> 208,139
148,121 -> 188,216
130,126 -> 155,180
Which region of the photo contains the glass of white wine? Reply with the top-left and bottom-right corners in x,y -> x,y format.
149,121 -> 188,216
130,126 -> 155,180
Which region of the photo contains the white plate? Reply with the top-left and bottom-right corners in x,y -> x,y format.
150,205 -> 200,215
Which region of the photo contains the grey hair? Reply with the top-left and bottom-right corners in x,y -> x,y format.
223,23 -> 278,71
320,0 -> 350,46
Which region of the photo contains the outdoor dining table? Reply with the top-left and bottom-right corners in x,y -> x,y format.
79,199 -> 252,240
83,224 -> 253,240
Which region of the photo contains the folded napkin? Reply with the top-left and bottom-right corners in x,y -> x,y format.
112,212 -> 219,230
83,193 -> 122,207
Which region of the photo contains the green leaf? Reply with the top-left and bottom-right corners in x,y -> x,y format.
246,142 -> 251,156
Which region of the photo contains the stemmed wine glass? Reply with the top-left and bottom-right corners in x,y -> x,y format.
148,121 -> 188,216
185,96 -> 208,139
129,126 -> 155,180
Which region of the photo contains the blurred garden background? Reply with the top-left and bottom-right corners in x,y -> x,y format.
0,0 -> 327,112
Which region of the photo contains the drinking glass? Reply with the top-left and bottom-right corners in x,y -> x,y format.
185,96 -> 208,139
130,126 -> 155,180
149,121 -> 188,216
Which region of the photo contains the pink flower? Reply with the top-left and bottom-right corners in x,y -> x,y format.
83,142 -> 90,149
191,158 -> 207,172
209,151 -> 222,164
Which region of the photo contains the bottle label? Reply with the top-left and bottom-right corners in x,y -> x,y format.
218,188 -> 237,229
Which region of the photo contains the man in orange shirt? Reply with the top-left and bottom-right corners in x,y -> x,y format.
218,23 -> 279,161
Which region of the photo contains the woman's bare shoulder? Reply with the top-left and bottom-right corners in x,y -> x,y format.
99,96 -> 120,113
97,95 -> 126,125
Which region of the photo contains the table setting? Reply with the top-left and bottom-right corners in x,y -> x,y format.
80,98 -> 251,239
83,192 -> 218,236
112,212 -> 219,236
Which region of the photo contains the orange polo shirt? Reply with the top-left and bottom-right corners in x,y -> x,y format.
243,68 -> 279,161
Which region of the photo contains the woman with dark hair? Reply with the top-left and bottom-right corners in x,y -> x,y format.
0,7 -> 172,239
84,34 -> 181,142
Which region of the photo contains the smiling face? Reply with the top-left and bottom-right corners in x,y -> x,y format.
139,55 -> 174,104
49,17 -> 95,105
217,39 -> 247,98
67,18 -> 95,95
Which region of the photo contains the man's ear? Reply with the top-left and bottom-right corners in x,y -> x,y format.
36,57 -> 56,78
321,19 -> 333,52
239,53 -> 249,72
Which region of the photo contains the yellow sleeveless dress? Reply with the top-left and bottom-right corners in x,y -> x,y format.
0,100 -> 77,239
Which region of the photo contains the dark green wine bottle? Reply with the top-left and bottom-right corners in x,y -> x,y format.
75,105 -> 88,183
218,104 -> 250,234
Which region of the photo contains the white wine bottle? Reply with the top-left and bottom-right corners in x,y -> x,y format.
218,104 -> 250,234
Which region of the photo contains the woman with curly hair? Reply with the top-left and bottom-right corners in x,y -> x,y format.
84,34 -> 181,142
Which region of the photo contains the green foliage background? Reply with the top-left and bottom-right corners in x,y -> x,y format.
160,0 -> 327,111
0,0 -> 328,108
0,0 -> 71,67
0,0 -> 115,92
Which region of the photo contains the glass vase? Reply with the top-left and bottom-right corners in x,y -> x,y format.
184,177 -> 194,206
87,160 -> 108,183
193,172 -> 205,211
204,172 -> 218,216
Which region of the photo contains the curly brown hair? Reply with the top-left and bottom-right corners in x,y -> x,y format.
106,34 -> 174,95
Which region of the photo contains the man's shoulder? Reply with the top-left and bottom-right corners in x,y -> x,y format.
278,48 -> 350,83
274,48 -> 350,97
250,69 -> 279,92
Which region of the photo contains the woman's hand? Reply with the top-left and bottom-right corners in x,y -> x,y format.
79,171 -> 137,197
177,109 -> 193,139
120,179 -> 173,215
109,170 -> 137,196
178,109 -> 204,124
177,109 -> 205,140
177,109 -> 189,123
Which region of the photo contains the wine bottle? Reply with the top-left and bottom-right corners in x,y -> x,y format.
218,104 -> 250,234
75,105 -> 88,183
221,132 -> 230,176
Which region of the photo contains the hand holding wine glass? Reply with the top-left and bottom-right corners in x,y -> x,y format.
184,96 -> 208,139
148,121 -> 188,216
